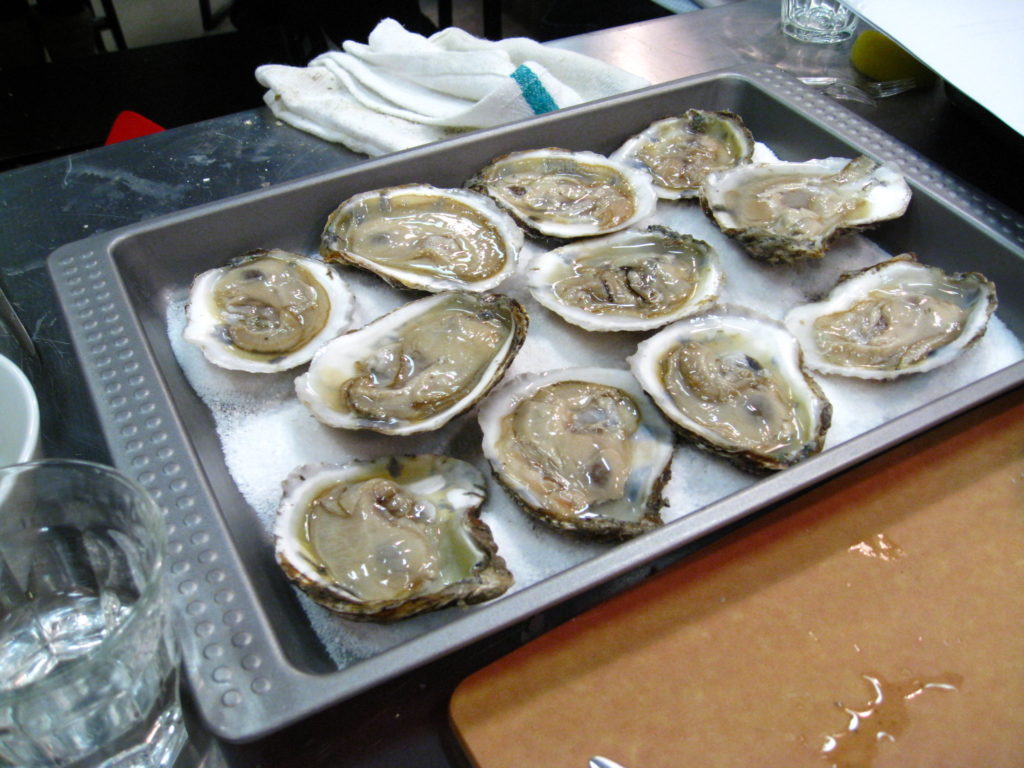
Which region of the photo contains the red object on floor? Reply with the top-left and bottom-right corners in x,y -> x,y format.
104,110 -> 165,144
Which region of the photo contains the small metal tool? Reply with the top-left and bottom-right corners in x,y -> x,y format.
0,282 -> 39,360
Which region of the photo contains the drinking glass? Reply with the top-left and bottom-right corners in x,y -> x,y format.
781,0 -> 858,44
0,460 -> 186,768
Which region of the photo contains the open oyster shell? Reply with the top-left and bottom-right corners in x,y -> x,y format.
274,455 -> 512,622
478,367 -> 675,539
701,156 -> 911,263
629,309 -> 832,471
320,184 -> 523,293
610,109 -> 756,199
527,224 -> 723,332
784,255 -> 997,379
466,148 -> 657,239
295,291 -> 527,435
183,248 -> 356,373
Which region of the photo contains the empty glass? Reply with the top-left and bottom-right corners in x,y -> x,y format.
781,0 -> 858,44
0,460 -> 186,767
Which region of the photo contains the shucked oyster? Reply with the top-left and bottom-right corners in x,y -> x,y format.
701,156 -> 911,263
629,309 -> 832,471
467,148 -> 657,239
274,455 -> 512,621
295,292 -> 527,434
321,184 -> 523,293
527,225 -> 723,332
184,249 -> 355,372
611,109 -> 756,199
478,367 -> 674,538
784,255 -> 997,379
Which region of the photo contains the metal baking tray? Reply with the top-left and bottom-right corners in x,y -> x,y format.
48,64 -> 1024,742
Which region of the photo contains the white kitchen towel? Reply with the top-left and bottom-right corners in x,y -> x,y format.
255,18 -> 650,156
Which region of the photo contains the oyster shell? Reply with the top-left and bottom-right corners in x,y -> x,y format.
784,255 -> 997,379
295,291 -> 527,434
274,455 -> 512,621
183,249 -> 356,373
527,225 -> 723,332
629,309 -> 832,471
478,367 -> 674,539
320,184 -> 523,293
466,148 -> 657,239
610,109 -> 756,199
701,155 -> 911,263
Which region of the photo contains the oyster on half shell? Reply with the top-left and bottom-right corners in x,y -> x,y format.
274,455 -> 512,621
527,225 -> 723,332
295,292 -> 527,435
467,148 -> 657,239
320,184 -> 523,293
629,309 -> 832,471
701,156 -> 911,263
183,249 -> 356,373
610,109 -> 756,200
784,255 -> 997,379
478,367 -> 675,539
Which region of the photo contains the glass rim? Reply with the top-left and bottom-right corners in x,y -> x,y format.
0,458 -> 170,701
0,354 -> 39,465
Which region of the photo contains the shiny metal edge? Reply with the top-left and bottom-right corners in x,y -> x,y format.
46,64 -> 1024,742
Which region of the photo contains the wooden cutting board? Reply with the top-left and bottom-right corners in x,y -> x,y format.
450,387 -> 1024,768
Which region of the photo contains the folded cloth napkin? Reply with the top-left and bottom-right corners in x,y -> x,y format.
255,18 -> 650,156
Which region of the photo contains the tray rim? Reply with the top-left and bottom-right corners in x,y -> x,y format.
46,63 -> 1024,742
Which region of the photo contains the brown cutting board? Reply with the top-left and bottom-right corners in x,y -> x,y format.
450,387 -> 1024,768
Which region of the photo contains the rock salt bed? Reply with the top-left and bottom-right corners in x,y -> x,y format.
167,198 -> 1024,666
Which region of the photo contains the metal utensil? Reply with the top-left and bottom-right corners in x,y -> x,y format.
590,757 -> 629,768
0,281 -> 39,360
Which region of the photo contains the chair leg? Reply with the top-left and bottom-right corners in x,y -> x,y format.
200,0 -> 233,31
95,0 -> 126,49
437,0 -> 452,29
482,0 -> 501,38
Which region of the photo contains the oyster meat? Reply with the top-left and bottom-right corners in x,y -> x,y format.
629,309 -> 832,471
321,184 -> 523,293
467,148 -> 657,239
183,249 -> 355,373
610,109 -> 756,199
295,291 -> 527,434
527,225 -> 723,332
274,455 -> 512,621
701,155 -> 911,263
478,367 -> 674,538
784,255 -> 997,379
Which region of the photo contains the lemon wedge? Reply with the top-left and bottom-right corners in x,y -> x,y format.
850,30 -> 936,84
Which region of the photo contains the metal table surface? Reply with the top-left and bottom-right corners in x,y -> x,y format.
1,1 -> 1020,765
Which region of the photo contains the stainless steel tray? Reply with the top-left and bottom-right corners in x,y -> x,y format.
48,65 -> 1024,742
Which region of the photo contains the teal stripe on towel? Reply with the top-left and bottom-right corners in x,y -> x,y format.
511,65 -> 559,115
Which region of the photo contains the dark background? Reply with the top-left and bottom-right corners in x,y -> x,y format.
0,0 -> 678,169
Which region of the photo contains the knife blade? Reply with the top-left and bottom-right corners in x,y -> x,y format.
589,757 -> 628,768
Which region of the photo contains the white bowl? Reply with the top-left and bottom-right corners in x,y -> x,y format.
0,354 -> 40,466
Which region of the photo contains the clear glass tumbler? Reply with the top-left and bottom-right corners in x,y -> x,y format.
0,460 -> 186,768
781,0 -> 858,44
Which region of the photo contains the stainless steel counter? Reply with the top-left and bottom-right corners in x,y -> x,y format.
1,1 -> 1021,765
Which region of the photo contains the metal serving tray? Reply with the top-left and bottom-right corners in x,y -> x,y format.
48,65 -> 1024,742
